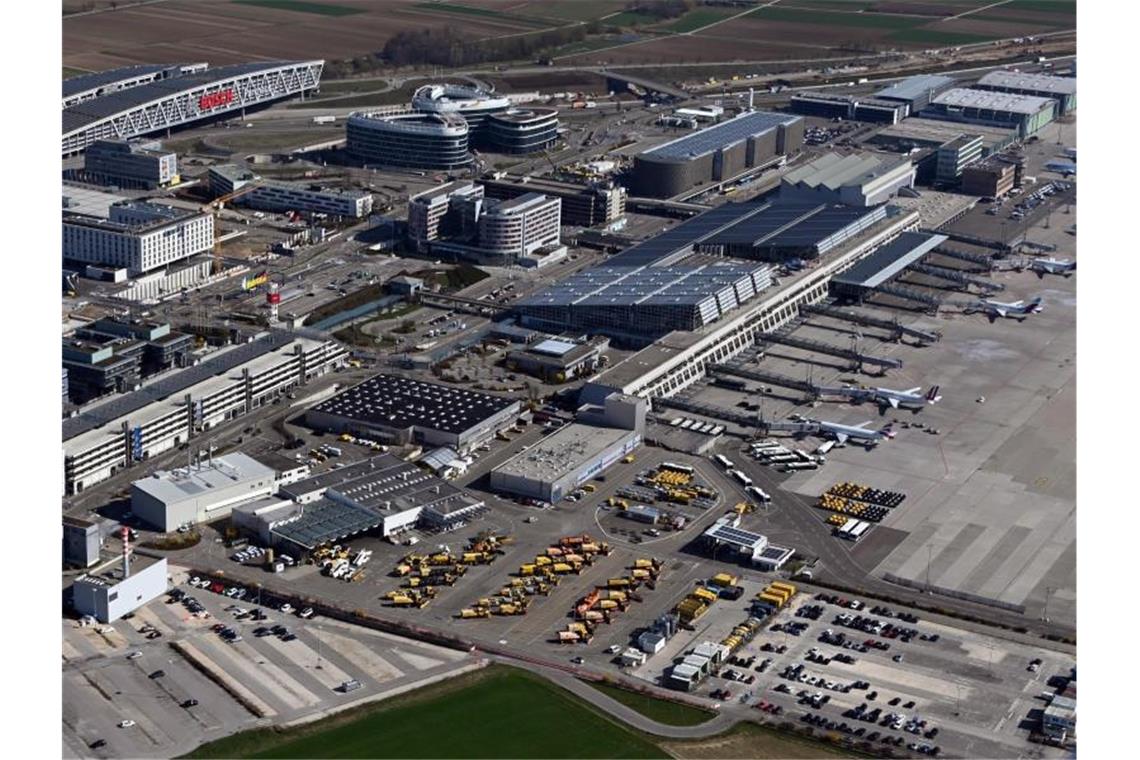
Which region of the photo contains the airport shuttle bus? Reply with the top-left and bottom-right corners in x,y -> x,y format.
661,462 -> 695,475
730,469 -> 754,487
746,485 -> 771,503
714,454 -> 736,470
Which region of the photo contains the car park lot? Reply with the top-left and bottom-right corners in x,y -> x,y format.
62,570 -> 475,758
621,586 -> 1074,760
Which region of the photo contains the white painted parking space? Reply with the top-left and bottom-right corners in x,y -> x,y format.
262,633 -> 353,691
317,629 -> 405,682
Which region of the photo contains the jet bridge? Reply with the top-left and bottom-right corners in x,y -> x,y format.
707,364 -> 821,398
755,332 -> 903,371
800,303 -> 941,344
907,263 -> 1005,292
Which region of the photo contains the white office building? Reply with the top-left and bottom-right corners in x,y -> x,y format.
477,193 -> 561,258
63,202 -> 214,275
408,181 -> 485,247
72,555 -> 168,623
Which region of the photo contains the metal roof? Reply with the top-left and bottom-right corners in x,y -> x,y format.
63,61 -> 318,134
874,74 -> 956,103
607,201 -> 765,267
521,263 -> 767,309
272,497 -> 384,551
976,70 -> 1077,96
705,200 -> 886,249
931,88 -> 1056,115
832,231 -> 948,290
532,339 -> 577,356
783,152 -> 911,191
130,453 -> 274,506
493,423 -> 635,482
640,110 -> 801,162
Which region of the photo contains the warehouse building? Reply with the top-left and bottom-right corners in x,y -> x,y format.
63,201 -> 214,276
696,200 -> 891,263
306,374 -> 521,451
628,111 -> 804,198
72,554 -> 168,623
829,231 -> 948,301
974,70 -> 1076,114
241,454 -> 485,552
516,262 -> 771,345
490,393 -> 645,502
923,88 -> 1056,138
346,112 -> 472,170
478,174 -> 626,228
130,452 -> 277,532
506,336 -> 611,384
63,334 -> 347,495
779,152 -> 916,207
961,157 -> 1017,198
873,74 -> 956,116
83,139 -> 179,189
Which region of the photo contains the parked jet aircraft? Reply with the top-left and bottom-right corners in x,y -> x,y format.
968,296 -> 1044,320
1027,258 -> 1076,277
820,385 -> 942,410
815,420 -> 895,445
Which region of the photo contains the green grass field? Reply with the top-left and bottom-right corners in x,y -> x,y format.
231,0 -> 364,16
532,0 -> 626,22
1006,0 -> 1076,13
666,722 -> 869,759
745,6 -> 923,30
666,9 -> 736,34
187,667 -> 667,759
586,682 -> 717,727
604,10 -> 660,28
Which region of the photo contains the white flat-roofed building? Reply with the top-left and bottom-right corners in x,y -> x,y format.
490,394 -> 645,502
63,201 -> 214,275
241,182 -> 373,218
63,335 -> 348,495
130,452 -> 276,531
72,555 -> 168,623
408,181 -> 484,246
208,164 -> 258,196
478,193 -> 561,258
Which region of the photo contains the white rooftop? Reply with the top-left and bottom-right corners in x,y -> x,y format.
131,452 -> 274,506
932,88 -> 1055,115
976,70 -> 1077,96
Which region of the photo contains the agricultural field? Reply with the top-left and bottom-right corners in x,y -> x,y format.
61,0 -> 553,71
586,682 -> 716,727
665,722 -> 865,760
511,0 -> 626,21
187,666 -> 668,759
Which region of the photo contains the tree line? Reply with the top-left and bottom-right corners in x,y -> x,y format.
381,24 -> 590,68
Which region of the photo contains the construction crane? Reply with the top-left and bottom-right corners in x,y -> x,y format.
201,183 -> 261,273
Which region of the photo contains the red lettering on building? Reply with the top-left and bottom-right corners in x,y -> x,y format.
198,89 -> 235,110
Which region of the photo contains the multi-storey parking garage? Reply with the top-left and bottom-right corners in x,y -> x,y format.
62,60 -> 323,157
346,112 -> 472,170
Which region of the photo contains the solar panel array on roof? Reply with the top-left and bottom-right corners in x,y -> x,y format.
874,74 -> 956,104
702,200 -> 889,258
607,201 -> 766,267
642,111 -> 801,161
63,61 -> 314,134
310,374 -> 516,435
707,523 -> 767,549
63,64 -> 172,98
831,231 -> 948,291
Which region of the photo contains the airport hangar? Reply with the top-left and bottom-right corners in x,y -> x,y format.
627,110 -> 805,199
62,60 -> 324,157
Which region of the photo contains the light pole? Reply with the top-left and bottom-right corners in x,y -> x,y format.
925,543 -> 933,593
316,625 -> 323,670
1042,586 -> 1052,623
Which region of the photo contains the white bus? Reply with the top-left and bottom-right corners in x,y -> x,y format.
780,461 -> 819,472
710,425 -> 725,436
661,462 -> 695,476
814,441 -> 836,456
730,469 -> 754,487
680,419 -> 696,430
670,417 -> 685,427
714,454 -> 736,470
746,485 -> 771,503
838,520 -> 872,542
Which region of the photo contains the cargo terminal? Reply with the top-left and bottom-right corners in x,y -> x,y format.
305,374 -> 522,452
129,452 -> 278,532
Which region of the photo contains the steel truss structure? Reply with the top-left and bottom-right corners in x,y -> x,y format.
62,60 -> 323,156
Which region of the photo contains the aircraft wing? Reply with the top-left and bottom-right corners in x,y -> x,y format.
834,432 -> 849,443
992,306 -> 1009,318
904,387 -> 921,395
887,397 -> 900,409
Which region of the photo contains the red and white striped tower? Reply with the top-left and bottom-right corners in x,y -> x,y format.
267,282 -> 281,324
121,525 -> 131,578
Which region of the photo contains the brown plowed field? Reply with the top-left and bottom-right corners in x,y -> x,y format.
63,0 -> 541,71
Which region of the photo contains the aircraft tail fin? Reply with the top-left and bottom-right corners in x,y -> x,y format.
1027,296 -> 1044,312
926,385 -> 942,403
